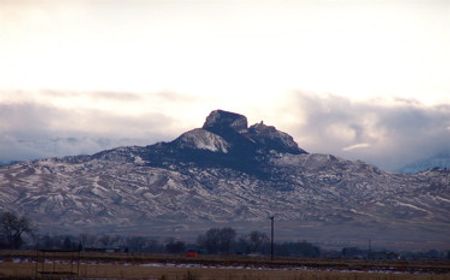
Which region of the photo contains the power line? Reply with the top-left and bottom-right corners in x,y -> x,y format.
270,216 -> 274,261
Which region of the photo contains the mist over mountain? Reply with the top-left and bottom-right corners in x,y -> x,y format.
0,110 -> 449,250
399,152 -> 450,173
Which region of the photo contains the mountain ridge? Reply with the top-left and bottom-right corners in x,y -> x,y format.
399,152 -> 450,173
0,109 -> 449,250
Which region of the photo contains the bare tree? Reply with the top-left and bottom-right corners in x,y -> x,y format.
0,211 -> 32,249
165,237 -> 186,254
79,233 -> 97,248
248,231 -> 269,253
197,227 -> 236,254
218,227 -> 236,253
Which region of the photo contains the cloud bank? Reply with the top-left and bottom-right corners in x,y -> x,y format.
0,102 -> 175,162
1,91 -> 449,171
289,93 -> 450,170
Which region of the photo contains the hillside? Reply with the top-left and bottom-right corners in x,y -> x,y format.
0,110 -> 449,250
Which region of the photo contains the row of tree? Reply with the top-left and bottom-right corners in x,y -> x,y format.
0,212 -> 319,257
32,228 -> 319,257
1,212 -> 448,260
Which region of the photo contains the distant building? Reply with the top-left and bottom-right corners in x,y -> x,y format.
185,249 -> 199,258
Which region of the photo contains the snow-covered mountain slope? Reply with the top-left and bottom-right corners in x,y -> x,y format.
399,152 -> 450,173
0,110 -> 449,249
174,128 -> 230,153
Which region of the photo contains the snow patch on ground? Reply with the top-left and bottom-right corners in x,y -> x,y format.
396,202 -> 429,213
134,156 -> 145,165
434,196 -> 450,203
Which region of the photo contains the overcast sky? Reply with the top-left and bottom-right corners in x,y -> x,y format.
1,0 -> 449,170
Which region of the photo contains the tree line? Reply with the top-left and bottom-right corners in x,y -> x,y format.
1,211 -> 449,260
32,227 -> 320,257
0,212 -> 319,257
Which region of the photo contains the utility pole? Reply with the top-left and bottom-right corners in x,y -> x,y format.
270,216 -> 274,261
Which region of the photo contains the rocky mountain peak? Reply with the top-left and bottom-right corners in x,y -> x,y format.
248,122 -> 305,154
199,109 -> 306,155
202,110 -> 248,134
249,121 -> 277,134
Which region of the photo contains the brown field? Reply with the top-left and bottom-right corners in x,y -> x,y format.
1,250 -> 449,280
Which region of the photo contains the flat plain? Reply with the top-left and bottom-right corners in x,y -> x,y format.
1,250 -> 449,279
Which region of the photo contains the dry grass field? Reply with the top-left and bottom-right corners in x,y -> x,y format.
0,250 -> 449,280
1,262 -> 450,280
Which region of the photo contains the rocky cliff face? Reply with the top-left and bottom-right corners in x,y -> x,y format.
203,110 -> 249,134
0,110 -> 449,249
200,109 -> 305,156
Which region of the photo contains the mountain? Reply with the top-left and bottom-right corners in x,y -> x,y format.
0,110 -> 449,250
399,152 -> 450,173
0,160 -> 15,167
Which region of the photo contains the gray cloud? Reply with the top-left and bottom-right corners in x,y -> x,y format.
289,92 -> 450,171
0,102 -> 176,162
2,92 -> 449,171
153,91 -> 200,102
39,90 -> 143,101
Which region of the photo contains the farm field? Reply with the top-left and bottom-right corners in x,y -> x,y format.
0,251 -> 449,280
1,262 -> 450,280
